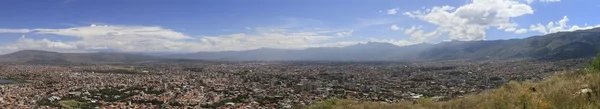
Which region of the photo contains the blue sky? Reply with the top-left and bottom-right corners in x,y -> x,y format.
0,0 -> 598,53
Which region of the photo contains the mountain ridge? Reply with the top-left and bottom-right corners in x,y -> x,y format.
169,28 -> 600,61
2,27 -> 600,62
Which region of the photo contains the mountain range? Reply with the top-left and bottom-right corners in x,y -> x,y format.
170,28 -> 600,61
1,27 -> 600,63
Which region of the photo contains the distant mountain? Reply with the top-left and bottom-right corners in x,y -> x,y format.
0,50 -> 165,64
169,42 -> 433,61
420,28 -> 600,60
169,27 -> 600,61
4,28 -> 599,62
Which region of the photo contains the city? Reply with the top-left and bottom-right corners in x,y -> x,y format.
0,58 -> 589,108
1,0 -> 600,108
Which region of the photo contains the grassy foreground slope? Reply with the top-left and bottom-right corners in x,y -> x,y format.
306,54 -> 600,109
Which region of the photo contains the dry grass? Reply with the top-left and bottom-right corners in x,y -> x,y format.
305,70 -> 600,109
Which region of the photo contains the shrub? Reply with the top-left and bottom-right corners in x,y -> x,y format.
589,53 -> 600,71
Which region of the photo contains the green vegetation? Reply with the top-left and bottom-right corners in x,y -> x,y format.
589,53 -> 600,71
305,54 -> 600,109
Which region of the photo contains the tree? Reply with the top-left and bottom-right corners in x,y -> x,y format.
588,53 -> 600,71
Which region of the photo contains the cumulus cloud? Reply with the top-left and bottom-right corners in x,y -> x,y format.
387,8 -> 400,15
403,0 -> 534,41
390,24 -> 401,31
529,16 -> 600,34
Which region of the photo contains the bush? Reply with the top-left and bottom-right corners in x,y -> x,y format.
589,53 -> 600,71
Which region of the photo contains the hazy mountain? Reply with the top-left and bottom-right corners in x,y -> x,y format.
0,50 -> 165,64
169,42 -> 434,61
170,28 -> 600,61
420,28 -> 600,60
3,28 -> 599,62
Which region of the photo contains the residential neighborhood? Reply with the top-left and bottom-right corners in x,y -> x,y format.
0,58 -> 587,108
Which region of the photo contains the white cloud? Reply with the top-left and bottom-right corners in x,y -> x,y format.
504,28 -> 517,32
0,37 -> 77,53
401,25 -> 443,42
524,0 -> 560,4
539,0 -> 560,3
335,29 -> 354,37
403,25 -> 421,35
515,28 -> 528,34
315,41 -> 364,48
0,29 -> 32,33
390,24 -> 401,31
368,38 -> 417,46
34,24 -> 192,40
200,31 -> 344,51
387,8 -> 400,15
529,16 -> 600,34
0,24 -> 363,53
529,23 -> 547,33
524,0 -> 534,4
0,23 -> 426,54
568,25 -> 598,31
17,24 -> 199,52
407,28 -> 442,42
403,0 -> 534,41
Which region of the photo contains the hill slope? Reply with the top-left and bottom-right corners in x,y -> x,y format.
420,28 -> 600,60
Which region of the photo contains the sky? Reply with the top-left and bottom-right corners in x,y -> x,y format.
0,0 -> 599,54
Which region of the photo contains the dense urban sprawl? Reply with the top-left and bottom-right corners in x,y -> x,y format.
0,58 -> 589,108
